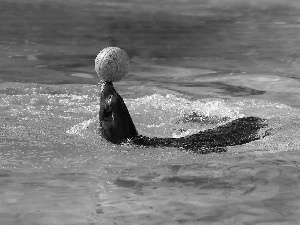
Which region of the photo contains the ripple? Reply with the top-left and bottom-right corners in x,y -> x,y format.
70,73 -> 94,79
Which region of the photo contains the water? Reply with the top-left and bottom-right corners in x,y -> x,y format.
1,0 -> 300,224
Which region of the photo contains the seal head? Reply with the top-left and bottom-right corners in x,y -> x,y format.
99,81 -> 138,143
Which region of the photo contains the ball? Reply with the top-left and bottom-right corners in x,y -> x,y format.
95,47 -> 130,82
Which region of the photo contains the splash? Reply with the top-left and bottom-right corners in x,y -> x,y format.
127,94 -> 243,137
0,82 -> 299,170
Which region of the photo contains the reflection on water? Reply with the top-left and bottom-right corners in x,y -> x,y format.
0,158 -> 299,224
0,0 -> 300,224
1,0 -> 300,84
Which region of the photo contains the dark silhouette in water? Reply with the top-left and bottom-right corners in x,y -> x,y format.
99,81 -> 138,143
99,81 -> 268,154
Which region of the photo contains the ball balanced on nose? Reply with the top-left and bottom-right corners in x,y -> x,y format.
95,47 -> 138,144
95,47 -> 130,82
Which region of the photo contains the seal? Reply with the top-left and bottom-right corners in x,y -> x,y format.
96,47 -> 268,153
99,81 -> 268,154
99,80 -> 138,144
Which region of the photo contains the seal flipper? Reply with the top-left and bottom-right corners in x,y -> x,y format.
99,82 -> 138,143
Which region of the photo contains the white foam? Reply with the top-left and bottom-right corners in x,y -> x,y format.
66,118 -> 96,136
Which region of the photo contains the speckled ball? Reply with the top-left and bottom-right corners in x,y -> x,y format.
95,47 -> 130,82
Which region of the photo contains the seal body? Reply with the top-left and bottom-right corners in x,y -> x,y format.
99,81 -> 138,143
98,81 -> 268,153
95,47 -> 130,82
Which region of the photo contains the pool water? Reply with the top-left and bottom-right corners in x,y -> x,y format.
0,0 -> 300,224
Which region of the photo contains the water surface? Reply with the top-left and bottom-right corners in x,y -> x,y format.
0,0 -> 300,224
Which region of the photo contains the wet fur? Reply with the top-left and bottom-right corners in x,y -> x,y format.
99,82 -> 138,143
99,82 -> 268,153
